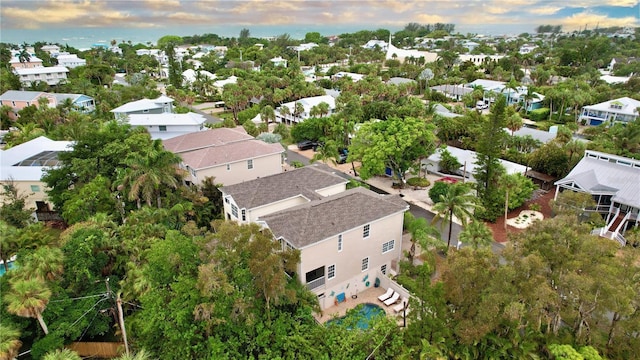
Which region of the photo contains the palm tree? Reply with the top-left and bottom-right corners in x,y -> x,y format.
18,48 -> 30,64
278,105 -> 291,125
506,112 -> 523,136
522,87 -> 540,113
119,140 -> 183,209
0,324 -> 22,360
432,183 -> 479,250
293,101 -> 305,122
310,140 -> 339,166
19,246 -> 64,281
502,78 -> 519,107
5,278 -> 52,334
458,220 -> 493,249
404,212 -> 440,264
500,174 -> 520,230
43,348 -> 82,360
260,105 -> 275,130
115,349 -> 151,360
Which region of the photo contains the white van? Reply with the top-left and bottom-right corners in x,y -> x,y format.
476,101 -> 488,110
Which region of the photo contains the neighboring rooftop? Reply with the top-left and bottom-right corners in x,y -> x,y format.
221,165 -> 348,209
179,140 -> 284,170
261,187 -> 408,249
555,150 -> 640,208
111,95 -> 174,113
583,97 -> 640,116
127,112 -> 206,126
163,127 -> 252,153
0,136 -> 72,181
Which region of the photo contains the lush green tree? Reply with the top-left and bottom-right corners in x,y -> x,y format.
432,182 -> 479,249
404,212 -> 441,263
428,181 -> 450,204
42,348 -> 82,360
474,95 -> 508,221
0,324 -> 22,360
458,220 -> 493,249
0,182 -> 33,228
350,116 -> 437,186
5,278 -> 52,334
438,147 -> 462,174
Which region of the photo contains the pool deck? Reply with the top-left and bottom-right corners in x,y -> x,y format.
314,286 -> 407,324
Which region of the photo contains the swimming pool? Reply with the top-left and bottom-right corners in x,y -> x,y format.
0,261 -> 16,277
325,303 -> 385,329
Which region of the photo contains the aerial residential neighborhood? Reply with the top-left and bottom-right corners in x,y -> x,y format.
0,3 -> 639,358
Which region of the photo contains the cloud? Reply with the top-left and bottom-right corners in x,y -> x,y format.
559,11 -> 639,30
529,6 -> 563,15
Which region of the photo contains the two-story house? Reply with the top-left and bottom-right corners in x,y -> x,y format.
14,66 -> 69,87
554,150 -> 640,246
110,95 -> 175,121
578,97 -> 640,126
275,95 -> 336,124
261,187 -> 408,309
10,56 -> 43,69
127,112 -> 207,140
220,166 -> 408,309
0,90 -> 95,120
163,127 -> 284,186
56,54 -> 86,69
0,136 -> 71,218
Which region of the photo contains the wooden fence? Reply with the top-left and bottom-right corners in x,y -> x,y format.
67,342 -> 124,358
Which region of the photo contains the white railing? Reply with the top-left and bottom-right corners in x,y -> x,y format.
591,229 -> 627,247
614,212 -> 631,234
306,277 -> 325,291
605,207 -> 620,228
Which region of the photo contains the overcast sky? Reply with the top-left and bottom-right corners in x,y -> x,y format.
1,0 -> 638,33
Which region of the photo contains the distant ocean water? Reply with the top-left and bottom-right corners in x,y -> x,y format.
1,23 -> 536,49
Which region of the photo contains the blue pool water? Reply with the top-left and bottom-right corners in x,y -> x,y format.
0,261 -> 16,277
325,303 -> 385,329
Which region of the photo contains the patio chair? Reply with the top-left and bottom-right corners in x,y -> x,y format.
377,288 -> 394,302
383,291 -> 400,306
393,299 -> 408,313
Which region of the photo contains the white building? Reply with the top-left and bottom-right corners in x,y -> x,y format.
423,145 -> 527,181
578,97 -> 640,126
111,95 -> 175,121
127,112 -> 207,140
56,54 -> 86,69
0,136 -> 72,214
275,95 -> 336,124
14,66 -> 69,86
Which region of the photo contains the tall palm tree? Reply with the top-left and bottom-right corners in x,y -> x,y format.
404,212 -> 440,264
43,348 -> 82,360
260,105 -> 275,130
432,183 -> 479,250
5,278 -> 52,334
500,174 -> 520,230
293,101 -> 305,122
0,324 -> 22,360
278,105 -> 290,125
119,140 -> 184,209
506,112 -> 524,136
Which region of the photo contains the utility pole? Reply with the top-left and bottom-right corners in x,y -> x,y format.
106,278 -> 130,356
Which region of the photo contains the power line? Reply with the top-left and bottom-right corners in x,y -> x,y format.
50,293 -> 109,303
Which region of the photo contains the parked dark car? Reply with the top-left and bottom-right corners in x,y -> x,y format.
297,140 -> 317,151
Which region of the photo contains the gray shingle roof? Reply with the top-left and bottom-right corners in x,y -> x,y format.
163,127 -> 252,153
261,187 -> 408,249
0,90 -> 44,102
180,140 -> 284,170
221,165 -> 347,209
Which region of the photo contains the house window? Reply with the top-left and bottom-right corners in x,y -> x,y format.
381,264 -> 387,275
231,204 -> 238,218
361,257 -> 369,272
337,234 -> 343,252
363,224 -> 370,238
241,209 -> 246,221
30,185 -> 40,192
226,164 -> 230,171
382,240 -> 395,254
11,101 -> 15,106
225,198 -> 229,204
327,264 -> 336,280
247,159 -> 253,169
143,109 -> 149,113
159,125 -> 167,132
